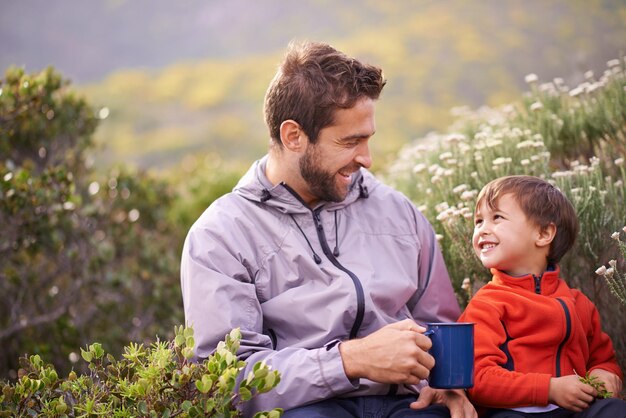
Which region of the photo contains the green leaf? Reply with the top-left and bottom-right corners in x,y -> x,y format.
138,400 -> 148,415
239,387 -> 252,401
181,400 -> 192,412
80,348 -> 93,363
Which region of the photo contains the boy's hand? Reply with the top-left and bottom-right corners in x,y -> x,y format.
589,369 -> 622,397
548,375 -> 597,412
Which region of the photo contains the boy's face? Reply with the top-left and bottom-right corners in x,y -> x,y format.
473,193 -> 549,277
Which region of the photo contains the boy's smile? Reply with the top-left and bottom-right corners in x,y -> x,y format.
473,193 -> 551,277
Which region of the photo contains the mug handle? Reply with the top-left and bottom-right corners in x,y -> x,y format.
424,330 -> 435,337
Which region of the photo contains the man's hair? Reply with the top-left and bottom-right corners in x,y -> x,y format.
264,40 -> 386,145
475,175 -> 579,265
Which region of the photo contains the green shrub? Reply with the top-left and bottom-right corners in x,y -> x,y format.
0,326 -> 282,417
0,67 -> 186,379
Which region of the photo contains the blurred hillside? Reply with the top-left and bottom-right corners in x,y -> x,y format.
3,0 -> 626,170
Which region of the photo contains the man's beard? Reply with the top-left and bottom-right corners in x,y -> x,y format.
299,146 -> 355,203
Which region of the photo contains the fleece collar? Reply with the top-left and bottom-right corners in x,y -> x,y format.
490,266 -> 562,296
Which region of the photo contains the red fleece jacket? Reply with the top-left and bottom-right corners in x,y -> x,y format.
458,266 -> 622,408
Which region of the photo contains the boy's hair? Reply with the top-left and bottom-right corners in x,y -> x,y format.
475,175 -> 579,265
264,40 -> 386,145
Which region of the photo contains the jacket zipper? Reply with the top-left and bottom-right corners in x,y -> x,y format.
533,274 -> 541,294
279,183 -> 366,340
554,298 -> 571,377
313,207 -> 365,339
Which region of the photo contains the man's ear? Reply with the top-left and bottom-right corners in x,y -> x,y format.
536,223 -> 556,248
279,120 -> 306,152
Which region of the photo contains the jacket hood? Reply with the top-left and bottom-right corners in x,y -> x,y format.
233,155 -> 376,214
490,266 -> 561,295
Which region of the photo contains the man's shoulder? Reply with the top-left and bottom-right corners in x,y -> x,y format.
361,171 -> 414,209
191,191 -> 260,231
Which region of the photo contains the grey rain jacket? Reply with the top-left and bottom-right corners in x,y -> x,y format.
181,156 -> 461,416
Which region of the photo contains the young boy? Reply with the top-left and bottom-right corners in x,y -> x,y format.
458,175 -> 625,417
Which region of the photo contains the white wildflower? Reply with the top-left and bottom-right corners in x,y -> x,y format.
435,202 -> 450,213
539,83 -> 554,93
88,181 -> 100,196
516,140 -> 535,149
413,163 -> 426,173
570,188 -> 581,194
584,70 -> 594,80
445,133 -> 466,143
615,158 -> 624,166
453,184 -> 469,194
492,157 -> 512,166
435,234 -> 444,242
439,152 -> 453,161
486,139 -> 503,148
611,232 -> 620,241
622,226 -> 626,234
417,205 -> 427,213
462,278 -> 471,291
530,102 -> 544,111
521,159 -> 530,166
595,265 -> 607,276
607,59 -> 620,68
461,190 -> 478,201
524,73 -> 538,84
609,259 -> 617,268
436,211 -> 450,222
606,267 -> 615,278
569,86 -> 584,97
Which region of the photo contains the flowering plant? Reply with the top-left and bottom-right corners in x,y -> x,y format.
595,227 -> 626,306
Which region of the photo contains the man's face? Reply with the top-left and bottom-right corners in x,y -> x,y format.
297,98 -> 375,205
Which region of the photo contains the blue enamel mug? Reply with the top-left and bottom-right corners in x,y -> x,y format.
424,322 -> 474,389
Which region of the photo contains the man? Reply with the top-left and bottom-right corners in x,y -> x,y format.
181,41 -> 476,418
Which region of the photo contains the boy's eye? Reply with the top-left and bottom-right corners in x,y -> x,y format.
474,219 -> 483,226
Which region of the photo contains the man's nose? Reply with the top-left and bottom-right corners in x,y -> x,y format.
355,142 -> 372,169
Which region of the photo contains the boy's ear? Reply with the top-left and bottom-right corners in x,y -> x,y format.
536,223 -> 557,248
279,120 -> 307,152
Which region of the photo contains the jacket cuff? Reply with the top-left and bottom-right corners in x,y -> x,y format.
534,373 -> 552,405
589,364 -> 624,380
317,340 -> 359,396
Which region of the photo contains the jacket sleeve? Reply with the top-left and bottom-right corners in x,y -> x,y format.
181,219 -> 358,415
576,291 -> 623,379
406,203 -> 461,324
459,296 -> 552,408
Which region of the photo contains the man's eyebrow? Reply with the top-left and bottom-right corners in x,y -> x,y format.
339,131 -> 376,141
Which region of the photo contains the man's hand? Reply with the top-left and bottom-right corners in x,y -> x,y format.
410,387 -> 477,418
549,375 -> 597,411
589,369 -> 623,397
339,319 -> 434,385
